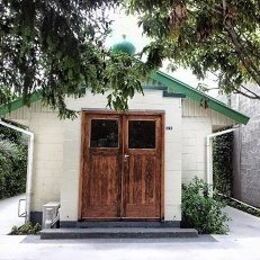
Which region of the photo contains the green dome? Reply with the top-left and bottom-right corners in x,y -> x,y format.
111,39 -> 136,55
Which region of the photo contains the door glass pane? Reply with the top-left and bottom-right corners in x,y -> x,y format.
129,120 -> 156,149
90,119 -> 118,148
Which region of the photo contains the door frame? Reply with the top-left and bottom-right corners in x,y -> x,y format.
78,109 -> 165,221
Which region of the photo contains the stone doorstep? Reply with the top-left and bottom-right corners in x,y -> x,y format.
75,221 -> 180,229
40,228 -> 198,240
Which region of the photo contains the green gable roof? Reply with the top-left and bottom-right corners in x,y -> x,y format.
0,91 -> 42,117
0,71 -> 250,124
151,71 -> 249,124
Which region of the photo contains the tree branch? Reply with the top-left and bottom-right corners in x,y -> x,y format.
240,84 -> 260,99
209,70 -> 260,99
222,1 -> 260,86
233,88 -> 260,99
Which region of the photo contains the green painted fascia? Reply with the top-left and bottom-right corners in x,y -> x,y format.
0,92 -> 42,117
151,71 -> 250,125
162,91 -> 186,98
143,85 -> 168,91
143,84 -> 186,98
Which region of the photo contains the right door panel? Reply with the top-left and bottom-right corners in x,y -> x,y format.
123,116 -> 162,219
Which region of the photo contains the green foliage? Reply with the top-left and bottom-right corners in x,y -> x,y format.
9,222 -> 41,235
0,123 -> 27,199
127,0 -> 260,99
2,0 -> 259,116
213,132 -> 233,196
182,177 -> 230,234
0,0 -> 151,118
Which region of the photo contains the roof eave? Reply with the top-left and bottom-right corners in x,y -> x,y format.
151,71 -> 250,125
0,92 -> 42,117
0,71 -> 250,125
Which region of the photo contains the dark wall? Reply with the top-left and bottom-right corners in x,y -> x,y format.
232,90 -> 260,208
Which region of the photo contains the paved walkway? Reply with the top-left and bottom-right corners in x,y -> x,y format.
0,202 -> 260,260
0,194 -> 26,235
226,206 -> 260,238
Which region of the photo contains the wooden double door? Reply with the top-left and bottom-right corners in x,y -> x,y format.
80,111 -> 164,220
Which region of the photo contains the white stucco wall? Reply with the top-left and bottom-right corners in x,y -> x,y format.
29,112 -> 63,212
181,99 -> 234,185
60,89 -> 183,222
4,90 -> 235,223
181,117 -> 212,184
5,104 -> 63,213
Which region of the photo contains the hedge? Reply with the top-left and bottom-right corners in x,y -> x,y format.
0,124 -> 27,199
213,132 -> 233,196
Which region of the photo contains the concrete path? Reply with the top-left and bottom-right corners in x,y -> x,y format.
0,206 -> 260,260
226,206 -> 260,238
0,194 -> 25,235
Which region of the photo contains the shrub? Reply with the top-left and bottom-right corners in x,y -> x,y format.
9,222 -> 41,235
0,124 -> 27,199
182,177 -> 230,234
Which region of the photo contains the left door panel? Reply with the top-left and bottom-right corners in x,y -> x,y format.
80,113 -> 122,219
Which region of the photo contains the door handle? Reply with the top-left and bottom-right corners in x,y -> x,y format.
124,154 -> 130,159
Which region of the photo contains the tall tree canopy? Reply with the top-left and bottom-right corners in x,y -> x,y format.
128,0 -> 260,99
0,0 -> 259,119
0,0 -> 147,118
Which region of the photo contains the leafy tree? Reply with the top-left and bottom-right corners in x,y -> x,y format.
127,0 -> 260,99
0,0 -> 148,118
0,124 -> 27,199
1,0 -> 259,117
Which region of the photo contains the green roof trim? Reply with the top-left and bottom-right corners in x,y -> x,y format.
151,71 -> 250,125
0,92 -> 42,117
143,85 -> 186,98
162,91 -> 186,98
143,85 -> 168,91
0,70 -> 250,124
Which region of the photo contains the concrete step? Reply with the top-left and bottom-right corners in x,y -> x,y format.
75,221 -> 180,228
40,228 -> 198,240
